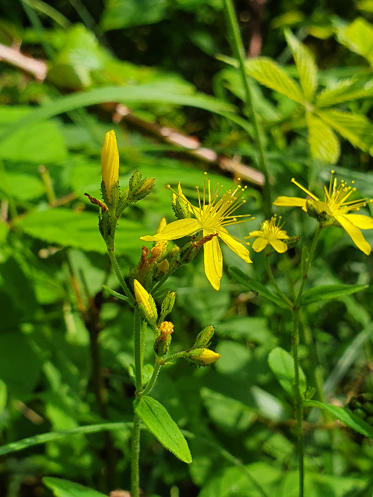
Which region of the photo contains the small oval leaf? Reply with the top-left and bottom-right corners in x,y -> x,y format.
268,347 -> 307,396
135,396 -> 192,463
44,477 -> 107,497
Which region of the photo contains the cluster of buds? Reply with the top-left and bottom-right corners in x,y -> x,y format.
133,279 -> 220,366
85,130 -> 154,250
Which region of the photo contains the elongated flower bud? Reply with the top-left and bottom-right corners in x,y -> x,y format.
101,130 -> 119,201
187,348 -> 221,366
134,279 -> 157,325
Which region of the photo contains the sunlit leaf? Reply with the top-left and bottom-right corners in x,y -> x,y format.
306,112 -> 340,163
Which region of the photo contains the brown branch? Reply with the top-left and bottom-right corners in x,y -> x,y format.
1,42 -> 264,187
0,43 -> 47,81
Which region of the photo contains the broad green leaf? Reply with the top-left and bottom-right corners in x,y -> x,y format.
245,57 -> 304,104
135,395 -> 192,463
15,207 -> 144,258
317,109 -> 373,153
316,79 -> 373,107
228,266 -> 290,309
304,400 -> 373,438
0,422 -> 131,456
306,112 -> 340,163
44,477 -> 107,497
101,0 -> 167,31
0,172 -> 45,201
0,106 -> 66,163
302,284 -> 369,305
337,18 -> 373,66
268,347 -> 306,396
285,29 -> 318,101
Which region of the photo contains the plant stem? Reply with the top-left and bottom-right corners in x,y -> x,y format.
265,253 -> 293,308
107,247 -> 134,305
291,225 -> 322,497
131,309 -> 146,497
223,0 -> 271,216
291,308 -> 304,497
140,361 -> 162,397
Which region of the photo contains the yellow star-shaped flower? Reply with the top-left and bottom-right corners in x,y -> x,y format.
141,176 -> 253,290
274,172 -> 373,255
248,216 -> 289,253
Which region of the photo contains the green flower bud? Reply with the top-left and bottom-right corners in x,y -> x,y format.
159,291 -> 176,323
193,325 -> 214,348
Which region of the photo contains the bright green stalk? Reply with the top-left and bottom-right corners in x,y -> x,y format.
131,310 -> 146,497
106,247 -> 134,305
291,225 -> 322,497
140,361 -> 162,397
223,0 -> 271,216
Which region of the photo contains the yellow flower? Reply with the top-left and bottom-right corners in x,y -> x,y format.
274,172 -> 373,255
141,175 -> 253,290
101,130 -> 119,201
248,216 -> 289,253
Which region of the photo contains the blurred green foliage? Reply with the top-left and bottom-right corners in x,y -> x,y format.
0,0 -> 373,496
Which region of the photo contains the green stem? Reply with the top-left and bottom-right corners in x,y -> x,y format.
265,253 -> 293,308
223,0 -> 271,216
139,361 -> 162,397
130,413 -> 141,497
291,224 -> 322,497
131,310 -> 147,497
292,309 -> 304,497
107,248 -> 134,305
295,225 -> 322,306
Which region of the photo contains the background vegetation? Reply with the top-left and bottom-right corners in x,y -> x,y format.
0,0 -> 372,496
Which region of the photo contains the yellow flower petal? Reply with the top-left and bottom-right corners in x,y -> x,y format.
141,218 -> 200,241
101,130 -> 119,200
343,214 -> 373,230
335,214 -> 371,255
252,237 -> 268,252
273,196 -> 307,208
270,239 -> 288,253
203,234 -> 223,291
247,230 -> 264,238
219,228 -> 252,263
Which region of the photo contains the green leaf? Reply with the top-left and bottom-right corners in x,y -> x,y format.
268,347 -> 306,396
0,379 -> 7,416
245,57 -> 304,104
135,395 -> 192,463
0,106 -> 66,163
301,283 -> 369,305
317,109 -> 373,154
304,400 -> 373,438
102,285 -> 129,302
337,18 -> 373,66
284,29 -> 318,101
0,422 -> 131,456
228,266 -> 289,309
44,477 -> 107,497
15,207 -> 144,258
306,112 -> 340,163
316,79 -> 373,107
101,0 -> 167,31
0,85 -> 249,146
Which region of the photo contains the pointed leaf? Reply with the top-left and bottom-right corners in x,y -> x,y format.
304,400 -> 373,438
44,477 -> 107,497
317,109 -> 373,154
301,283 -> 369,305
268,347 -> 306,396
285,29 -> 318,101
244,57 -> 304,104
306,112 -> 340,163
316,79 -> 373,107
337,18 -> 373,66
228,266 -> 290,309
135,395 -> 192,463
